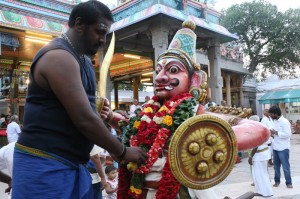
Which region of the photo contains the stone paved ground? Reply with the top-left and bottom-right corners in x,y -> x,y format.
1,134 -> 299,199
214,134 -> 300,199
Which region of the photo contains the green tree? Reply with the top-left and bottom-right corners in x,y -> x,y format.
220,0 -> 300,79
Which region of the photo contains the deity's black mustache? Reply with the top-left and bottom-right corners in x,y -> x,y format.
170,78 -> 179,87
164,78 -> 180,91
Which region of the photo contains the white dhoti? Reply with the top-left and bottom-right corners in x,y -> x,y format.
252,160 -> 273,197
144,157 -> 218,199
252,143 -> 273,197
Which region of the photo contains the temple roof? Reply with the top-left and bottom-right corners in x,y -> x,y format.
0,0 -> 236,40
111,4 -> 237,41
0,10 -> 68,36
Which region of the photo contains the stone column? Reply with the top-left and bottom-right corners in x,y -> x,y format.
207,39 -> 223,105
239,77 -> 244,107
132,77 -> 139,101
150,23 -> 169,70
225,73 -> 232,107
234,93 -> 239,107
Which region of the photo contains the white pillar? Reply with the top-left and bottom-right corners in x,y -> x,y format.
207,39 -> 223,105
150,24 -> 169,70
226,73 -> 231,107
239,78 -> 244,107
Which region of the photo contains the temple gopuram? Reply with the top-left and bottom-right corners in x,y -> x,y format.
0,0 -> 256,120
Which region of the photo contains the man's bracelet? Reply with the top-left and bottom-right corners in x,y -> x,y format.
117,144 -> 127,160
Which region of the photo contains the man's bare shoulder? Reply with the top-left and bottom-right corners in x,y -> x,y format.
34,49 -> 81,90
37,49 -> 78,70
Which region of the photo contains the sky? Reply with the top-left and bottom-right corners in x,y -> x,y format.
214,0 -> 300,12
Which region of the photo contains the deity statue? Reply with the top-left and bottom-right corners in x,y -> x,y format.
103,19 -> 270,199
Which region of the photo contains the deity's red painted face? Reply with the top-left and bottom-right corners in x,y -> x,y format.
155,58 -> 190,100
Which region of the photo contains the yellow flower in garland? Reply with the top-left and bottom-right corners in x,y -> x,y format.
130,186 -> 142,195
143,107 -> 153,113
127,162 -> 138,172
133,121 -> 141,129
158,105 -> 169,112
163,115 -> 173,126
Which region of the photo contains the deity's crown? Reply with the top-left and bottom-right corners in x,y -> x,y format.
158,18 -> 208,103
158,18 -> 200,72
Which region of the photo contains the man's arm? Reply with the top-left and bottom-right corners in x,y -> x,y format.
248,147 -> 258,165
16,124 -> 21,134
90,154 -> 106,188
33,49 -> 147,163
0,171 -> 11,193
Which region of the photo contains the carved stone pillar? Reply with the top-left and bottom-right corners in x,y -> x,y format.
239,77 -> 244,107
207,39 -> 223,105
132,77 -> 139,101
150,23 -> 169,70
225,73 -> 232,107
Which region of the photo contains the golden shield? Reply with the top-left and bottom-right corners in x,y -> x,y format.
168,114 -> 237,189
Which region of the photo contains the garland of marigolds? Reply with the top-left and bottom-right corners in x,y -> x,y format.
118,93 -> 197,199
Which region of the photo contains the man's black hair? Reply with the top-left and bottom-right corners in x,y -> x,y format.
105,165 -> 116,174
268,105 -> 281,116
68,0 -> 113,28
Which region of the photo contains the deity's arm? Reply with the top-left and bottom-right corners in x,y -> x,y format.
230,119 -> 270,151
196,105 -> 270,151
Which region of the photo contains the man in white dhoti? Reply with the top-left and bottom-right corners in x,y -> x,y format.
261,109 -> 274,166
248,141 -> 273,197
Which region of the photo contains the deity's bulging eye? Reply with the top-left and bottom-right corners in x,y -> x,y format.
169,65 -> 180,74
156,66 -> 162,75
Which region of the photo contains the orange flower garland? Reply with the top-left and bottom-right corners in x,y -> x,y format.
119,93 -> 196,199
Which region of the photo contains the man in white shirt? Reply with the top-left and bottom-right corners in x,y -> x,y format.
261,109 -> 273,129
248,141 -> 273,197
6,115 -> 21,143
261,109 -> 274,166
0,142 -> 15,198
268,106 -> 293,188
89,145 -> 106,199
129,98 -> 140,118
248,115 -> 273,197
